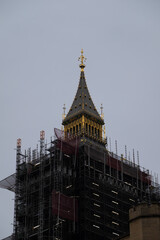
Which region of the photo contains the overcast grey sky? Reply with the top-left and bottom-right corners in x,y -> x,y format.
0,0 -> 160,238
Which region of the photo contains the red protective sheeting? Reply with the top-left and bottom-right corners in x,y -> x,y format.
107,156 -> 121,171
107,156 -> 151,184
56,140 -> 77,155
54,128 -> 80,155
52,190 -> 78,222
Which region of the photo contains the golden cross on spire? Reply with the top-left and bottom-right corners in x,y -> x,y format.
78,49 -> 87,71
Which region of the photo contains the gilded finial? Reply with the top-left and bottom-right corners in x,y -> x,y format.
78,49 -> 87,71
62,104 -> 66,120
100,104 -> 104,119
104,125 -> 106,138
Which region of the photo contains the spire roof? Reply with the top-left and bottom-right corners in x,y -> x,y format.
63,70 -> 104,125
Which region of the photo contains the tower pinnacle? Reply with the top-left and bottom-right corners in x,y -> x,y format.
62,104 -> 66,120
100,104 -> 104,119
78,49 -> 87,71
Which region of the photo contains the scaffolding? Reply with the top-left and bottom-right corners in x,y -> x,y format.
0,129 -> 160,240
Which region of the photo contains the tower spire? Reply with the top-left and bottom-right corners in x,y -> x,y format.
63,50 -> 106,146
78,49 -> 87,72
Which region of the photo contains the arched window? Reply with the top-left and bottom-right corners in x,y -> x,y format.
86,123 -> 88,134
73,126 -> 75,135
67,129 -> 69,137
92,126 -> 94,135
89,125 -> 91,135
98,129 -> 100,138
95,128 -> 97,137
76,125 -> 78,134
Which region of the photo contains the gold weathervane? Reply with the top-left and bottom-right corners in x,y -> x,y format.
78,49 -> 87,71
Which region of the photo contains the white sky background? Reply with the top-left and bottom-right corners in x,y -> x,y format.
0,0 -> 160,238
